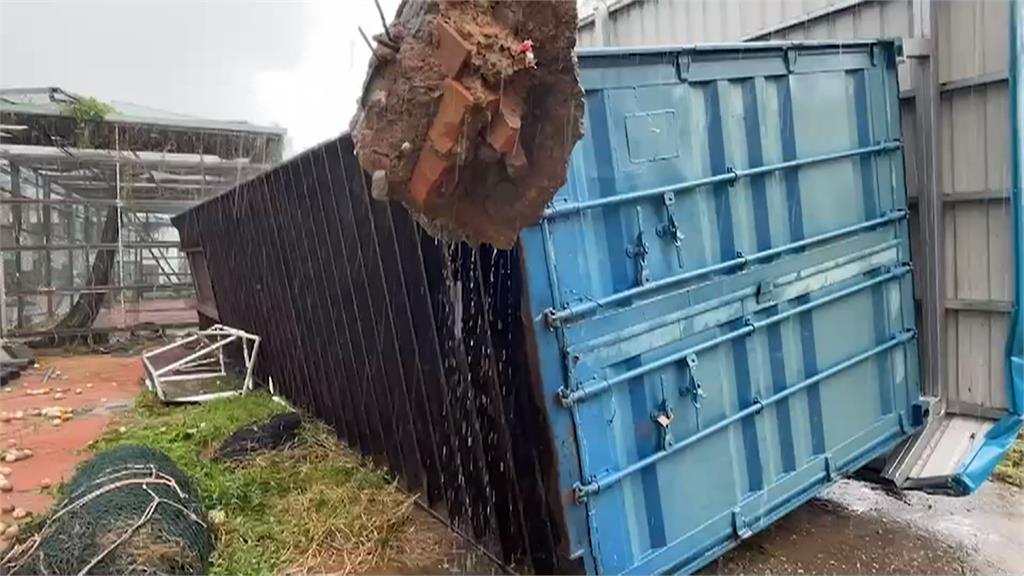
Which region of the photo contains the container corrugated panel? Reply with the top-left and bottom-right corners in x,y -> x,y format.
522,41 -> 921,573
578,0 -> 1020,498
175,40 -> 924,574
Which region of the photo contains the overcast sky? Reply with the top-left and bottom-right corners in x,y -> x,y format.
0,0 -> 401,155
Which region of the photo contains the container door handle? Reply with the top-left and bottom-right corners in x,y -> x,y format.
652,378 -> 675,451
680,353 -> 706,429
656,192 -> 685,269
625,206 -> 651,286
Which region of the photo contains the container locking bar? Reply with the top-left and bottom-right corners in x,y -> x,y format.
543,140 -> 902,219
545,209 -> 908,328
572,328 -> 918,501
557,263 -> 911,407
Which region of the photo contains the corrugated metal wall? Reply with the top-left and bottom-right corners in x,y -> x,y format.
579,0 -> 1015,418
935,1 -> 1012,416
579,0 -> 912,46
171,135 -> 575,573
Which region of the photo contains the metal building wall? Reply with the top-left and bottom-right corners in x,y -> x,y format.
579,0 -> 913,47
578,0 -> 1015,421
0,90 -> 284,340
934,1 -> 1012,416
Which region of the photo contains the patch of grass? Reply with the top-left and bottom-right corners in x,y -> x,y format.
993,432 -> 1024,488
93,391 -> 415,575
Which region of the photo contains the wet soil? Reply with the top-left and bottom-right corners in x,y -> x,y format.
352,0 -> 584,248
375,477 -> 1023,575
705,479 -> 1024,575
704,499 -> 970,575
822,478 -> 1024,575
0,356 -> 143,516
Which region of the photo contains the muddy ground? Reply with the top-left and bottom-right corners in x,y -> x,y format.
705,479 -> 1024,575
405,477 -> 1023,575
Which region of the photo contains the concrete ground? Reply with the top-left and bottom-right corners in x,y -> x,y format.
2,353 -> 1022,574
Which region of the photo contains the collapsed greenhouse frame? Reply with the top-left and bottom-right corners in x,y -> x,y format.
0,87 -> 284,340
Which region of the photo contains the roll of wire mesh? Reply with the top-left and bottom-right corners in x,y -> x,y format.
2,445 -> 212,575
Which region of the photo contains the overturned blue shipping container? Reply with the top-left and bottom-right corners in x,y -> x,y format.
175,40 -> 927,573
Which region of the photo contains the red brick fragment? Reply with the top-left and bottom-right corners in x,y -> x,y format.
487,113 -> 520,154
486,89 -> 524,154
428,79 -> 475,156
409,144 -> 451,205
434,19 -> 473,78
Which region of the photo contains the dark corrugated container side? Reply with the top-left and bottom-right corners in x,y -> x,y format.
173,135 -> 572,572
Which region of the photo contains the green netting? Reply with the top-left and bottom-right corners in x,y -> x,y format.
3,445 -> 212,575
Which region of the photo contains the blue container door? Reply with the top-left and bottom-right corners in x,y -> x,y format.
520,42 -> 922,574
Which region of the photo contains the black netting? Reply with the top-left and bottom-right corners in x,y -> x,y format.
214,412 -> 301,462
3,445 -> 212,575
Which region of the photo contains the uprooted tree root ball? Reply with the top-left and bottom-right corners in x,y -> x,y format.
352,0 -> 584,248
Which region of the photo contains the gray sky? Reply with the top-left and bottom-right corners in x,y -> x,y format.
0,0 -> 400,155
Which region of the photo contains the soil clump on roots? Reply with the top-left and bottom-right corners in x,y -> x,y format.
352,0 -> 584,248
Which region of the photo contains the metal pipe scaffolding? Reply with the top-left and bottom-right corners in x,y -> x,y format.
0,89 -> 284,340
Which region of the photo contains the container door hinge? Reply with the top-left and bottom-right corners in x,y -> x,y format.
557,385 -> 575,407
732,509 -> 753,540
656,192 -> 685,269
784,48 -> 798,73
675,53 -> 691,82
626,206 -> 651,286
574,474 -> 599,503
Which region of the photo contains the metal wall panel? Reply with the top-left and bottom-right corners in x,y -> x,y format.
936,0 -> 1014,415
579,0 -> 912,47
580,1 -> 916,127
939,0 -> 1008,83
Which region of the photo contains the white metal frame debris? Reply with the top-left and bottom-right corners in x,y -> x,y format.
141,324 -> 260,403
